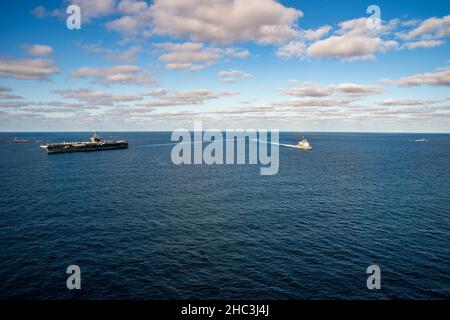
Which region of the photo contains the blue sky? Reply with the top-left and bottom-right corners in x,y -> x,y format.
0,0 -> 449,132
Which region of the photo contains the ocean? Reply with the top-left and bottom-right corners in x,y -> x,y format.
0,132 -> 449,299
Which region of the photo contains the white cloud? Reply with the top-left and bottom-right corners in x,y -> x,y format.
307,34 -> 397,61
77,43 -> 141,63
401,40 -> 445,49
218,70 -> 253,83
300,17 -> 400,61
304,25 -> 332,41
53,88 -> 142,106
70,65 -> 157,85
156,42 -> 248,71
141,88 -> 167,97
277,82 -> 384,97
276,41 -> 305,58
0,86 -> 22,99
68,0 -> 117,21
330,83 -> 385,95
397,14 -> 450,40
274,81 -> 385,109
23,44 -> 54,57
105,45 -> 141,63
380,99 -> 439,106
274,97 -> 358,107
30,6 -> 60,19
138,89 -> 236,107
106,15 -> 142,35
156,42 -> 220,71
0,57 -> 59,80
223,47 -> 250,58
277,82 -> 330,97
108,0 -> 303,44
117,0 -> 148,14
0,101 -> 30,108
32,0 -> 117,22
394,68 -> 450,87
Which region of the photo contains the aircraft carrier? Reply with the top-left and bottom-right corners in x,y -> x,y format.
40,133 -> 128,154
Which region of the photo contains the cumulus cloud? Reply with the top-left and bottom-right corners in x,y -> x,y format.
397,14 -> 450,40
105,45 -> 141,63
53,88 -> 142,106
138,89 -> 236,107
393,68 -> 450,87
279,15 -> 447,61
223,47 -> 250,58
106,15 -> 144,35
0,86 -> 23,99
276,17 -> 404,61
307,35 -> 397,61
218,70 -> 253,83
156,42 -> 248,71
107,0 -> 302,44
306,17 -> 399,61
141,88 -> 167,97
401,40 -> 445,49
80,44 -> 140,63
380,99 -> 439,106
213,104 -> 275,115
0,101 -> 32,109
30,5 -> 60,19
32,0 -> 117,22
274,81 -> 385,109
0,57 -> 60,80
304,25 -> 332,41
277,81 -> 384,97
276,41 -> 305,58
274,97 -> 359,107
23,44 -> 53,57
330,83 -> 385,95
277,82 -> 330,97
117,0 -> 148,14
70,65 -> 157,85
77,43 -> 141,63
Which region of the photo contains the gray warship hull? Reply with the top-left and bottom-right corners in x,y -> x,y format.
41,141 -> 128,154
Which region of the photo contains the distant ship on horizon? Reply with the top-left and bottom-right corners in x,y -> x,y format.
40,133 -> 128,154
296,137 -> 312,150
10,137 -> 33,143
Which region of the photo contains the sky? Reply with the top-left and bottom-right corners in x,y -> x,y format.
0,0 -> 449,132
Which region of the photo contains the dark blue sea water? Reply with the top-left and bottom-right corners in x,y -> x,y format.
0,132 -> 449,299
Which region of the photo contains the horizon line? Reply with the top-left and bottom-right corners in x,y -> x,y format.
1,130 -> 450,134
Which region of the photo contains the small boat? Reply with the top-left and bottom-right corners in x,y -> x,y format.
414,138 -> 430,142
296,137 -> 312,150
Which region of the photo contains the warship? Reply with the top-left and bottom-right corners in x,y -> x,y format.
40,133 -> 128,154
296,137 -> 312,150
10,137 -> 33,143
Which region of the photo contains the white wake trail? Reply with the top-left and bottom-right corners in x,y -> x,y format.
251,139 -> 298,149
136,138 -> 245,148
